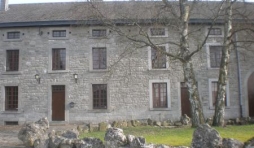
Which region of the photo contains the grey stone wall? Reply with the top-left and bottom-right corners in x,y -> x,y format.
0,25 -> 246,125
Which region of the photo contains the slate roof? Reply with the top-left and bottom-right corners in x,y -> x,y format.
0,1 -> 253,27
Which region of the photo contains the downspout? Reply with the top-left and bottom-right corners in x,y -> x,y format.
235,32 -> 243,118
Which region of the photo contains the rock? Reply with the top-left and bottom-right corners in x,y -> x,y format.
99,122 -> 109,132
34,139 -> 49,148
147,118 -> 154,126
155,121 -> 161,126
180,114 -> 191,125
235,118 -> 240,125
121,120 -> 128,128
18,117 -> 49,147
83,137 -> 105,148
89,123 -> 99,132
48,134 -> 65,148
222,138 -> 243,148
112,121 -> 119,128
244,137 -> 254,148
131,120 -> 139,127
104,128 -> 127,148
167,120 -> 174,126
61,129 -> 79,139
191,124 -> 222,148
206,118 -> 213,125
127,135 -> 146,148
77,124 -> 89,133
127,121 -> 133,127
174,121 -> 183,126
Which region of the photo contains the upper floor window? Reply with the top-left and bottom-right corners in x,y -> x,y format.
151,46 -> 166,69
93,84 -> 107,109
150,28 -> 167,37
92,47 -> 107,70
52,30 -> 66,37
5,86 -> 18,111
7,31 -> 20,39
6,50 -> 19,71
208,28 -> 222,36
52,48 -> 66,70
152,83 -> 168,108
92,29 -> 107,37
209,46 -> 222,68
210,81 -> 228,107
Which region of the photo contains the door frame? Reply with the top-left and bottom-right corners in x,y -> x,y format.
48,83 -> 69,122
244,69 -> 254,117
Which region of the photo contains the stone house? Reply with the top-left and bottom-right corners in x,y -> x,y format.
0,0 -> 254,125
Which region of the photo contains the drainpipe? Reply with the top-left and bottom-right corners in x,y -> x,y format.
235,33 -> 243,118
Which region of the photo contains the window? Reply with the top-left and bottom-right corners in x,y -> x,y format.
152,83 -> 168,108
209,28 -> 222,35
52,48 -> 66,70
151,46 -> 166,69
6,50 -> 19,71
92,84 -> 107,109
210,81 -> 228,107
150,28 -> 166,36
52,30 -> 66,37
5,86 -> 18,111
209,46 -> 222,68
7,32 -> 20,39
92,29 -> 107,37
92,47 -> 107,69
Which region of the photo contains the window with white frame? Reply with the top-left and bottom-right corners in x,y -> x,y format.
149,80 -> 171,109
148,45 -> 168,70
7,31 -> 20,39
208,28 -> 222,36
92,47 -> 107,70
52,30 -> 66,37
149,27 -> 168,37
5,86 -> 18,111
209,79 -> 229,108
209,46 -> 222,68
92,29 -> 107,37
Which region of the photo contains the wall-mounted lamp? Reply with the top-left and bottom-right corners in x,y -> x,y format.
69,102 -> 75,108
73,73 -> 78,83
35,74 -> 40,84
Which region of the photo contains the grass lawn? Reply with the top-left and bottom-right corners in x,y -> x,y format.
80,124 -> 254,146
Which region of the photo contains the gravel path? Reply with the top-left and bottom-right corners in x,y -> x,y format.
0,124 -> 78,148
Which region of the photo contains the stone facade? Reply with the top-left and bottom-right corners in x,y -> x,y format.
0,2 -> 253,125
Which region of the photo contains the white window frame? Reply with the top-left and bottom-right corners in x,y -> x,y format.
48,45 -> 69,74
89,27 -> 109,38
206,26 -> 224,38
148,44 -> 169,70
148,27 -> 168,37
149,79 -> 171,110
89,44 -> 108,72
208,78 -> 230,109
206,43 -> 222,69
3,30 -> 23,42
49,28 -> 69,40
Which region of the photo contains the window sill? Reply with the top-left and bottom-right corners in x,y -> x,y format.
48,37 -> 69,40
3,39 -> 22,42
89,69 -> 108,73
208,35 -> 224,38
88,36 -> 109,39
148,68 -> 170,71
149,108 -> 171,111
1,111 -> 22,114
149,36 -> 168,38
209,106 -> 230,110
87,109 -> 111,113
2,71 -> 22,75
207,67 -> 220,70
48,70 -> 69,74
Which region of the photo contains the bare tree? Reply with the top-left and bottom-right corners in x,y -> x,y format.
81,0 -> 228,127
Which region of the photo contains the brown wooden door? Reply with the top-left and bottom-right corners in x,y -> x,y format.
181,82 -> 192,117
52,85 -> 65,121
248,73 -> 254,117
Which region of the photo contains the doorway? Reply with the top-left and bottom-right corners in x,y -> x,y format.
181,82 -> 192,117
52,85 -> 65,121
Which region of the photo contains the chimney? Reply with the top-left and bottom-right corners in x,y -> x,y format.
0,0 -> 9,11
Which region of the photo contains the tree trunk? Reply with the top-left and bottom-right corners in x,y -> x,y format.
213,0 -> 233,126
183,61 -> 205,127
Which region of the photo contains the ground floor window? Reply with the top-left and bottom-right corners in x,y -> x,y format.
92,84 -> 107,109
209,79 -> 229,108
5,86 -> 18,111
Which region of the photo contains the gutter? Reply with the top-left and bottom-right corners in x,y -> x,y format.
235,32 -> 243,118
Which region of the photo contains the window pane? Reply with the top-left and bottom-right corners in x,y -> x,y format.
209,28 -> 222,35
153,83 -> 167,108
52,30 -> 66,37
52,48 -> 66,70
93,84 -> 107,109
150,28 -> 165,36
92,29 -> 106,37
92,48 -> 107,69
210,46 -> 222,68
7,32 -> 20,39
211,81 -> 227,107
6,50 -> 19,71
151,46 -> 166,69
5,86 -> 18,111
